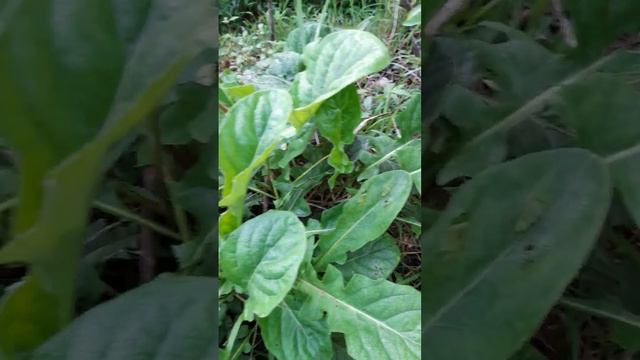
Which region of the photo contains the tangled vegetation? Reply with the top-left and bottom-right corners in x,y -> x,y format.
425,1 -> 640,359
218,1 -> 422,359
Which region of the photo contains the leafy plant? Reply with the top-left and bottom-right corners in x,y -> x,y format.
219,22 -> 422,360
0,0 -> 215,358
426,1 -> 640,358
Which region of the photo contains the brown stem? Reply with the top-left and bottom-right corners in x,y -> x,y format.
139,166 -> 158,283
267,0 -> 276,41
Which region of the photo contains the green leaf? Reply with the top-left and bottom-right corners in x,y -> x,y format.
258,294 -> 333,360
159,83 -> 214,145
334,234 -> 400,280
30,275 -> 216,360
434,29 -> 616,185
272,120 -> 316,169
556,73 -> 640,226
314,170 -> 412,270
424,149 -> 611,360
297,266 -> 421,360
0,0 -> 214,352
0,276 -> 59,355
220,211 -> 307,318
396,140 -> 421,194
286,22 -> 332,54
315,84 -> 361,174
563,0 -> 640,61
358,137 -> 419,181
396,92 -> 421,142
265,51 -> 304,80
289,30 -> 390,128
218,90 -> 293,234
275,156 -> 332,215
0,0 -> 124,231
403,5 -> 421,26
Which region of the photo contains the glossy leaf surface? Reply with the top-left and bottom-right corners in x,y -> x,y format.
314,84 -> 361,174
314,170 -> 412,270
258,294 -> 332,360
218,90 -> 293,234
289,30 -> 390,127
285,23 -> 332,54
220,211 -> 306,318
298,266 -> 420,360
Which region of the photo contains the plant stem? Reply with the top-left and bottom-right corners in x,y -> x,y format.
222,315 -> 245,360
425,0 -> 470,37
315,0 -> 332,40
305,228 -> 336,236
295,0 -> 305,28
93,200 -> 181,241
230,325 -> 256,360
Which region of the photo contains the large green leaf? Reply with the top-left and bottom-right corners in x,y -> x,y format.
0,0 -> 214,353
30,275 -> 216,359
556,73 -> 640,225
424,149 -> 611,360
314,170 -> 412,270
314,84 -> 361,174
258,294 -> 333,360
220,211 -> 306,318
298,266 -> 421,360
289,30 -> 390,127
218,90 -> 293,234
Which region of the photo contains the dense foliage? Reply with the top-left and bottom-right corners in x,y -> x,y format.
218,1 -> 422,359
0,0 -> 216,359
425,1 -> 640,359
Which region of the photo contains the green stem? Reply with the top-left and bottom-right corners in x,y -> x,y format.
230,325 -> 257,360
315,0 -> 332,40
93,200 -> 181,241
396,216 -> 421,228
294,0 -> 305,28
222,315 -> 245,360
397,271 -> 421,285
249,186 -> 276,199
305,228 -> 336,236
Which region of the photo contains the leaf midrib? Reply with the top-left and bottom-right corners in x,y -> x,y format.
314,204 -> 379,267
464,51 -> 619,150
297,278 -> 420,347
424,241 -> 515,332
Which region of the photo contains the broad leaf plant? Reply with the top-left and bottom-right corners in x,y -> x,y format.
218,24 -> 422,360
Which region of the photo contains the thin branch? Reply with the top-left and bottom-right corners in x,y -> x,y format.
425,0 -> 470,37
93,200 -> 181,241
